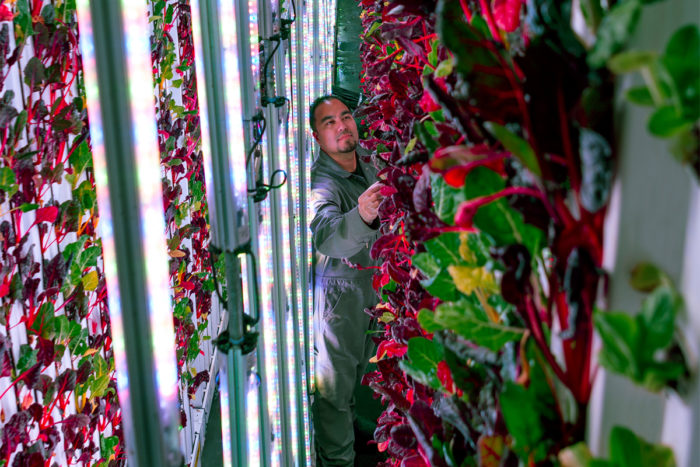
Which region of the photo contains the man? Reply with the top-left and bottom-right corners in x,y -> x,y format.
309,95 -> 382,466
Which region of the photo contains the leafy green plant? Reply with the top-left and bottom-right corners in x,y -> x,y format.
358,1 -> 691,466
607,25 -> 700,178
594,263 -> 691,394
559,426 -> 676,467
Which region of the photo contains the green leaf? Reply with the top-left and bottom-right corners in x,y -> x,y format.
421,268 -> 458,302
23,57 -> 46,87
70,245 -> 102,284
463,167 -> 544,258
499,382 -> 548,462
594,310 -> 639,379
17,344 -> 38,374
483,122 -> 541,177
430,174 -> 466,224
62,235 -> 89,262
638,286 -> 679,354
19,203 -> 38,212
29,302 -> 55,337
68,328 -> 89,355
412,252 -> 440,278
434,58 -> 453,78
14,0 -> 34,41
414,120 -> 439,153
608,426 -> 675,467
466,232 -> 494,267
90,354 -> 111,397
187,332 -> 200,361
100,435 -> 120,460
165,4 -> 175,24
91,373 -> 110,397
629,262 -> 668,292
54,315 -> 82,343
588,0 -> 642,69
641,361 -> 687,393
424,232 -> 463,268
607,50 -> 657,74
648,105 -> 692,137
40,4 -> 56,24
153,0 -> 166,15
399,337 -> 444,389
579,0 -> 604,31
661,25 -> 700,120
73,180 -> 96,211
417,309 -> 442,333
380,279 -> 398,302
427,38 -> 439,67
69,141 -> 92,176
433,300 -> 524,351
625,86 -> 655,107
12,110 -> 27,141
0,167 -> 16,191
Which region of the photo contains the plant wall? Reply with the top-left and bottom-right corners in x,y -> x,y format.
358,0 -> 696,465
0,0 -> 218,464
147,0 -> 216,445
0,1 -> 123,465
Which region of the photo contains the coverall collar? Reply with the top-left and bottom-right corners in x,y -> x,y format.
316,146 -> 371,179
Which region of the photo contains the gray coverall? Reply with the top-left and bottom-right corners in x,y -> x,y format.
310,147 -> 381,466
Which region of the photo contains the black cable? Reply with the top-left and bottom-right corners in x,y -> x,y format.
246,114 -> 266,165
249,168 -> 288,202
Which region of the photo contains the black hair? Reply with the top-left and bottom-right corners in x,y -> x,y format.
309,95 -> 348,133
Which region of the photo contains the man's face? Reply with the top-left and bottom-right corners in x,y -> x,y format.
312,99 -> 359,156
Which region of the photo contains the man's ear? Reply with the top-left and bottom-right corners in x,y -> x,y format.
312,131 -> 319,142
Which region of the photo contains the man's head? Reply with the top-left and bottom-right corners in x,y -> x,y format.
310,95 -> 359,158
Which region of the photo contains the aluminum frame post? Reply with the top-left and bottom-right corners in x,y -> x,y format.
189,0 -> 253,464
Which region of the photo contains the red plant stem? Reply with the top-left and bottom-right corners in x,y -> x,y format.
413,33 -> 437,43
478,0 -> 502,44
0,363 -> 41,401
464,186 -> 558,222
459,0 -> 472,21
524,297 -> 568,385
377,48 -> 400,62
557,84 -> 581,195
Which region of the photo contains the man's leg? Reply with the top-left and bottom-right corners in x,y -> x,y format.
312,278 -> 373,467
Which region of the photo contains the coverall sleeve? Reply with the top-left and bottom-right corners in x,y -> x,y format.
310,184 -> 378,259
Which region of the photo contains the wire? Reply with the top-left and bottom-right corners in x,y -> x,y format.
246,114 -> 266,165
248,168 -> 288,202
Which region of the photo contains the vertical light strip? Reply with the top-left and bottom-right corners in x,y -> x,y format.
289,17 -> 312,462
121,0 -> 179,410
260,191 -> 282,467
246,372 -> 261,466
305,0 -> 316,394
220,371 -> 233,466
219,1 -> 248,233
188,0 -> 215,233
249,0 -> 260,87
75,0 -> 125,396
277,128 -> 300,462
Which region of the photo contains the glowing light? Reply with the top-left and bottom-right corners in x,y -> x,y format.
75,0 -> 180,461
219,0 -> 249,228
121,0 -> 179,408
247,371 -> 261,466
220,371 -> 232,467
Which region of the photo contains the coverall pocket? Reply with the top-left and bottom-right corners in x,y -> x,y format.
317,277 -> 357,323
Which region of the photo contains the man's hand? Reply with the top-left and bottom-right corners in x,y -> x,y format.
358,182 -> 383,225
